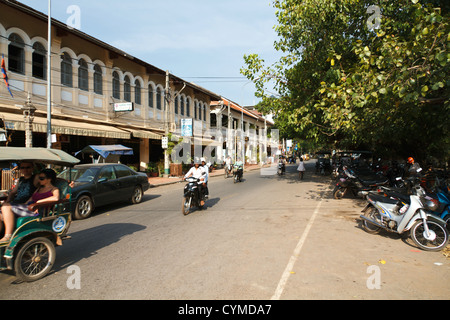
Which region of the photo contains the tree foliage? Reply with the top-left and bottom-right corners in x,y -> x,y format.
241,0 -> 449,161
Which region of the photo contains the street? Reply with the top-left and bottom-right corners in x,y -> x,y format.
0,161 -> 449,300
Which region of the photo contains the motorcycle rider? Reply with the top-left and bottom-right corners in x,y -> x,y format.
234,158 -> 244,180
183,158 -> 207,206
278,156 -> 286,173
224,155 -> 233,176
407,157 -> 421,177
201,157 -> 209,199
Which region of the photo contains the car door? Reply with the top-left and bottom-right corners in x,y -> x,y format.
114,165 -> 136,199
94,165 -> 120,206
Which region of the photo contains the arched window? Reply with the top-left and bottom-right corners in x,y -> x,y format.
61,52 -> 73,87
174,95 -> 179,114
112,71 -> 120,99
134,80 -> 141,105
124,76 -> 131,102
78,59 -> 89,91
8,33 -> 25,74
148,85 -> 154,108
203,105 -> 206,121
194,101 -> 197,119
93,65 -> 103,95
32,42 -> 46,80
156,87 -> 162,110
186,98 -> 190,117
198,102 -> 202,120
180,97 -> 185,116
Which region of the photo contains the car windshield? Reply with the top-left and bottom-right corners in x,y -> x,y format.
58,167 -> 100,182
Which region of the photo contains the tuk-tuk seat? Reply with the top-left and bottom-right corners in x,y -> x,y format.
14,178 -> 70,228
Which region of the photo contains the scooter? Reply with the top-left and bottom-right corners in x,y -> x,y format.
333,165 -> 388,199
277,162 -> 285,176
233,164 -> 243,183
360,182 -> 449,251
182,177 -> 204,215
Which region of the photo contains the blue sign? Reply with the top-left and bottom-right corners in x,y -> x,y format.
181,118 -> 193,137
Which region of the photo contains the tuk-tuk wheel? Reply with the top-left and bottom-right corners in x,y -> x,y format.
14,237 -> 56,282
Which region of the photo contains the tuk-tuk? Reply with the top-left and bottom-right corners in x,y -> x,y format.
0,147 -> 79,282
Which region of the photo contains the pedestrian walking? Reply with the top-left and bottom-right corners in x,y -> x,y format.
297,157 -> 305,180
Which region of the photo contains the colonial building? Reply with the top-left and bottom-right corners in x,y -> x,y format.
210,97 -> 275,164
0,0 -> 220,171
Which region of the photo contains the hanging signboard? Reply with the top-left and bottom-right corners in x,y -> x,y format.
162,136 -> 168,149
114,102 -> 134,112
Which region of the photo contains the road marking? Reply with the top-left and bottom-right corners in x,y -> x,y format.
271,199 -> 323,300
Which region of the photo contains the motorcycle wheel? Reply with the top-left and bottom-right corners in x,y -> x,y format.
182,197 -> 191,216
361,206 -> 382,234
234,175 -> 238,183
333,186 -> 347,200
410,220 -> 449,251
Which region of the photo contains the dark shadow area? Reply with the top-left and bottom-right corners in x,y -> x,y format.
54,223 -> 146,272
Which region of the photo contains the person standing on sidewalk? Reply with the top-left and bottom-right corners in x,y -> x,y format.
297,157 -> 306,180
201,157 -> 210,199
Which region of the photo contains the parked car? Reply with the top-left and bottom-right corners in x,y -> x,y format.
57,163 -> 150,219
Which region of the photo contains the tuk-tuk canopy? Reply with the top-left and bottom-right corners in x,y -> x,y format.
0,147 -> 80,166
75,145 -> 133,159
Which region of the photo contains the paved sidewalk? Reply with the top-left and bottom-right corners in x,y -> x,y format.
147,163 -> 270,187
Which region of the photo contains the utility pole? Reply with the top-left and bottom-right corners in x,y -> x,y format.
46,0 -> 52,148
21,94 -> 36,148
163,70 -> 170,177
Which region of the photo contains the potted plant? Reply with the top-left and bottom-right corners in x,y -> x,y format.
146,162 -> 158,177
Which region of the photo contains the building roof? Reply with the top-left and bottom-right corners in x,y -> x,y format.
211,98 -> 273,126
1,0 -> 221,101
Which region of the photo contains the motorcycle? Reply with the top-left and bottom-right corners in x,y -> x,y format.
182,177 -> 204,215
233,164 -> 243,183
360,182 -> 449,251
333,165 -> 388,199
277,162 -> 285,176
378,178 -> 450,231
224,163 -> 232,178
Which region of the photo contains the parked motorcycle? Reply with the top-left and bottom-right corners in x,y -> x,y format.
234,164 -> 243,183
333,166 -> 388,199
377,177 -> 450,231
360,182 -> 449,251
182,177 -> 204,215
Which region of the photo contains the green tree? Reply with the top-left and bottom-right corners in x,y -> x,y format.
242,0 -> 449,161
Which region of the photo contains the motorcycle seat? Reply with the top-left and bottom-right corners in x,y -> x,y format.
367,193 -> 400,205
360,177 -> 388,186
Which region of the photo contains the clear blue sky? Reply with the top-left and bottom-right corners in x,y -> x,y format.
19,0 -> 281,106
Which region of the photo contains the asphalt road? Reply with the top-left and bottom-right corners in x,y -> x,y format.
0,161 -> 449,300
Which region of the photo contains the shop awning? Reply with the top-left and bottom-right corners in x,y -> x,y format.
124,128 -> 162,140
75,145 -> 133,158
0,112 -> 131,140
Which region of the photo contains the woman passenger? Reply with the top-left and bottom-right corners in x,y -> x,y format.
0,169 -> 60,243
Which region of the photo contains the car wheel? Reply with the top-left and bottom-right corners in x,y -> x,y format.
74,195 -> 93,220
131,186 -> 143,204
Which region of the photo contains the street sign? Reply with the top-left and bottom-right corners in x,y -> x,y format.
162,136 -> 168,149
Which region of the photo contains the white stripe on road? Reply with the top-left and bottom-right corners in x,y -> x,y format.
271,199 -> 323,300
